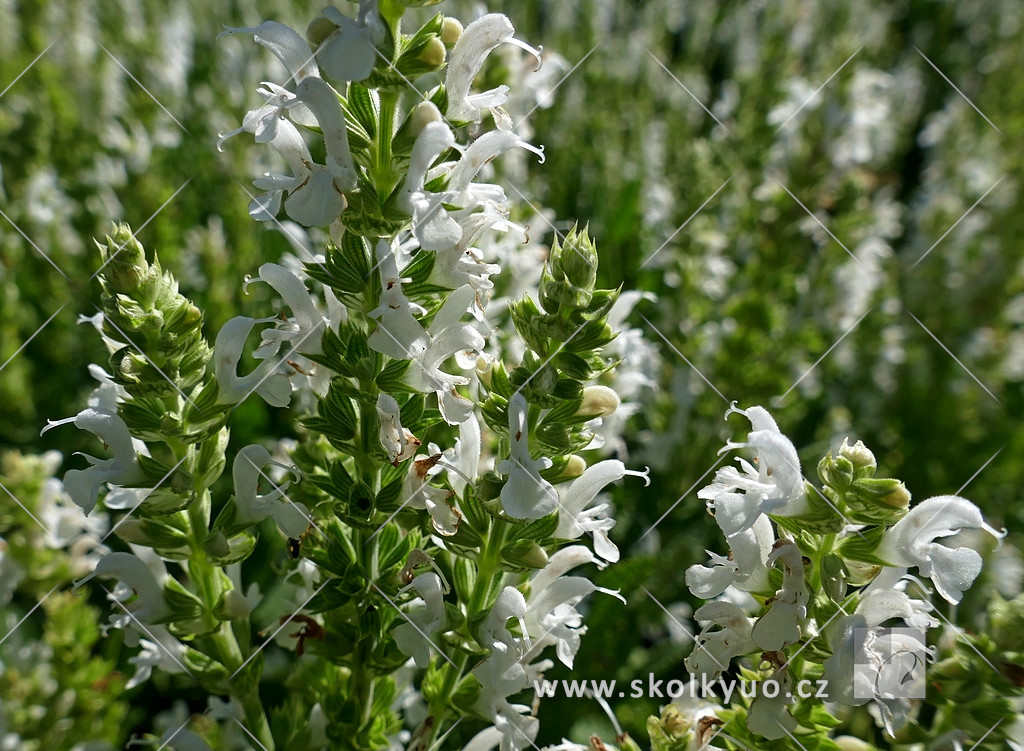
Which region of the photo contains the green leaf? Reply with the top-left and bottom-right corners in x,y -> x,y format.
345,83 -> 377,138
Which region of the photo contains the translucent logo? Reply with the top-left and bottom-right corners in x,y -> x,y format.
852,627 -> 928,701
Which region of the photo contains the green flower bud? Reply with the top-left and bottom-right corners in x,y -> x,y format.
558,224 -> 599,290
502,540 -> 549,569
846,477 -> 910,524
577,385 -> 620,418
990,593 -> 1024,652
838,437 -> 877,478
817,451 -> 854,493
100,223 -> 148,294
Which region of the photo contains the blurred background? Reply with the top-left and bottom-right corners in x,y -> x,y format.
1,0 -> 1022,747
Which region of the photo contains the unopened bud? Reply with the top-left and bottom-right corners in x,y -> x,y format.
418,36 -> 446,68
834,738 -> 874,751
562,454 -> 587,480
577,385 -> 620,418
101,224 -> 148,294
558,224 -> 599,290
440,17 -> 463,46
838,438 -> 876,478
407,101 -> 443,138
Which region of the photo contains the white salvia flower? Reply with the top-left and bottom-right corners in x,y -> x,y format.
401,454 -> 461,536
125,624 -> 188,689
498,393 -> 558,519
686,514 -> 775,599
42,408 -> 145,514
428,209 -> 505,294
77,551 -> 171,625
746,664 -> 797,740
232,444 -> 309,537
698,404 -> 809,537
248,115 -> 348,227
875,494 -> 1005,604
555,460 -> 650,563
247,262 -> 329,359
376,393 -> 421,465
314,1 -> 385,82
368,238 -> 429,359
751,540 -> 808,651
684,601 -> 756,681
403,284 -> 486,425
401,124 -> 543,251
823,584 -> 936,734
522,545 -> 624,668
393,572 -> 447,668
441,412 -> 480,498
445,14 -> 541,125
292,76 -> 358,190
214,316 -> 292,408
220,21 -> 320,84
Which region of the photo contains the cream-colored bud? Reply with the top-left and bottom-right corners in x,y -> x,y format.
418,37 -> 447,68
562,454 -> 587,480
577,385 -> 620,418
407,101 -> 444,139
834,737 -> 874,751
440,17 -> 463,46
882,481 -> 911,508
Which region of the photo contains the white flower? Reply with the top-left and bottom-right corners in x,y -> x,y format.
554,460 -> 650,563
42,408 -> 145,514
875,495 -> 1005,604
393,572 -> 447,668
376,393 -> 421,465
400,124 -> 542,251
522,545 -> 623,668
247,115 -> 348,227
247,262 -> 329,359
746,664 -> 797,741
232,444 -> 309,537
77,551 -> 171,625
684,601 -> 756,681
498,393 -> 558,519
403,284 -> 486,425
445,14 -> 541,125
125,624 -> 188,689
750,540 -> 808,651
686,513 -> 775,599
698,404 -> 809,537
368,238 -> 429,359
214,316 -> 292,408
401,454 -> 461,537
313,1 -> 385,82
220,21 -> 321,83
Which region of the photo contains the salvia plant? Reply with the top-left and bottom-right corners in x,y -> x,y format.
21,1 -> 1017,750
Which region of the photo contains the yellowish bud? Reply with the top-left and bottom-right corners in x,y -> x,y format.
882,482 -> 911,508
440,17 -> 463,46
577,385 -> 620,418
